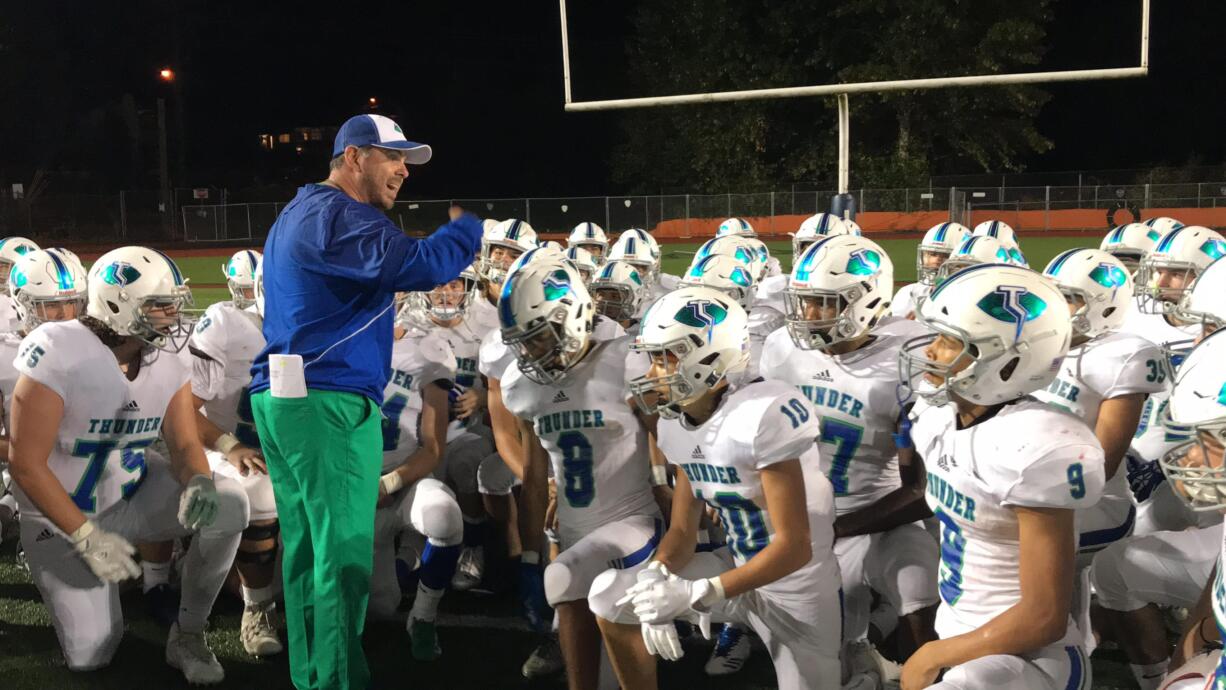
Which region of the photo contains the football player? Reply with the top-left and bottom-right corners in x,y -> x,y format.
474,218 -> 539,325
8,246 -> 249,683
500,259 -> 663,690
589,286 -> 842,690
1100,222 -> 1164,277
716,217 -> 757,239
892,222 -> 971,319
764,235 -> 938,680
589,261 -> 648,331
184,250 -> 284,656
898,264 -> 1104,690
370,312 -> 463,661
970,220 -> 1018,249
682,253 -> 784,380
567,222 -> 610,263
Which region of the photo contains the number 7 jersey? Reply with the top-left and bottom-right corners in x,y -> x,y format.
909,398 -> 1105,643
500,335 -> 658,544
12,319 -> 189,518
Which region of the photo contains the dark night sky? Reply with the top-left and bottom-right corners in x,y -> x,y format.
3,1 -> 1224,197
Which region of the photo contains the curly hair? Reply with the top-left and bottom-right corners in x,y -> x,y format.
79,314 -> 127,348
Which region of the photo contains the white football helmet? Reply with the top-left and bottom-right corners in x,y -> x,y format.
792,213 -> 850,259
563,246 -> 599,285
740,237 -> 772,282
617,229 -> 661,263
1157,329 -> 1226,511
693,236 -> 758,272
589,260 -> 647,323
608,232 -> 659,286
567,222 -> 609,261
0,237 -> 40,289
407,263 -> 480,325
680,254 -> 757,312
900,264 -> 1070,406
1174,256 -> 1226,333
223,249 -> 262,309
843,218 -> 863,236
916,222 -> 971,286
53,247 -> 82,269
1042,248 -> 1132,339
87,246 -> 194,352
1137,226 -> 1226,314
498,259 -> 594,385
540,240 -> 565,253
479,218 -> 538,285
785,235 -> 893,350
1100,222 -> 1164,274
628,286 -> 749,418
1146,216 -> 1185,234
716,217 -> 757,238
937,235 -> 1022,282
971,220 -> 1019,249
8,249 -> 88,332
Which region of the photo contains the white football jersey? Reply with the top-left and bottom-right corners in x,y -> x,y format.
760,317 -> 927,514
0,331 -> 22,431
658,379 -> 836,596
746,306 -> 785,379
891,282 -> 927,319
478,315 -> 625,382
0,297 -> 21,334
755,274 -> 788,315
910,398 -> 1105,642
500,336 -> 658,539
658,272 -> 683,291
469,295 -> 501,334
422,310 -> 490,440
381,331 -> 455,473
12,320 -> 190,517
1033,331 -> 1165,427
1118,303 -> 1198,463
189,301 -> 265,447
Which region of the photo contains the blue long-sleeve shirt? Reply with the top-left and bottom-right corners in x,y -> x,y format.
250,183 -> 482,403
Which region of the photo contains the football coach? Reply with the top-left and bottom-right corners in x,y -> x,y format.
249,113 -> 482,690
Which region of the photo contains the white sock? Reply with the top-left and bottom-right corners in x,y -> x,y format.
142,560 -> 171,593
410,583 -> 445,623
242,583 -> 276,607
1130,660 -> 1168,690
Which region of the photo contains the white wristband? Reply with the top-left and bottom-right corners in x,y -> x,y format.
214,432 -> 241,456
69,520 -> 95,544
706,576 -> 726,603
650,465 -> 669,487
380,472 -> 404,495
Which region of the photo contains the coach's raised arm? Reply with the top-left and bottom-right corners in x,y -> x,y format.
247,114 -> 481,690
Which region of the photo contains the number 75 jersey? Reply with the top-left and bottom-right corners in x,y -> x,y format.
909,398 -> 1105,642
13,319 -> 189,518
759,318 -> 927,514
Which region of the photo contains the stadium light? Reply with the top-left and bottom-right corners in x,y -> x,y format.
159,67 -> 175,82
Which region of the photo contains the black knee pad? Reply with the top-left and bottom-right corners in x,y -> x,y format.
242,521 -> 280,543
235,546 -> 278,565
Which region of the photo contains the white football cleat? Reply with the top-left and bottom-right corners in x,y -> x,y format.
240,600 -> 284,657
450,545 -> 484,591
166,622 -> 225,685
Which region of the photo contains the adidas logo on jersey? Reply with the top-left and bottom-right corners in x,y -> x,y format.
124,400 -> 141,412
552,390 -> 570,403
691,445 -> 705,459
811,369 -> 833,383
35,528 -> 55,543
936,454 -> 955,471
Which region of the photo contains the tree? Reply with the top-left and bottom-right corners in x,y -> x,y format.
611,0 -> 1053,193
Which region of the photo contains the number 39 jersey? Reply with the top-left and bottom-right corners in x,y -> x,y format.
12,319 -> 189,518
381,331 -> 455,473
500,335 -> 658,542
759,316 -> 928,514
189,301 -> 265,447
909,398 -> 1105,642
1032,331 -> 1164,427
658,380 -> 834,589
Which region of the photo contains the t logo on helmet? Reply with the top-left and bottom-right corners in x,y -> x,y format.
976,285 -> 1047,343
101,262 -> 142,287
675,300 -> 728,341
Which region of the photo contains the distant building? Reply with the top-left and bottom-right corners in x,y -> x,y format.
257,126 -> 337,156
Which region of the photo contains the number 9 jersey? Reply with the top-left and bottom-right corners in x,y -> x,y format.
12,319 -> 189,518
909,397 -> 1105,645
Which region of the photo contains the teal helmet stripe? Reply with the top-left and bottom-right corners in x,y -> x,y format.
958,236 -> 979,255
1044,248 -> 1080,276
929,262 -> 1004,301
794,235 -> 837,282
47,250 -> 74,290
934,223 -> 950,243
987,221 -> 1000,237
1107,225 -> 1126,244
245,250 -> 258,277
626,237 -> 637,255
1155,228 -> 1184,253
498,274 -> 517,327
505,220 -> 522,241
151,248 -> 185,285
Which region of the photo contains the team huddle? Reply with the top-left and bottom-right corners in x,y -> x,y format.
1,210 -> 1226,690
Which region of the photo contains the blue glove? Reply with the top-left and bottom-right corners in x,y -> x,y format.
518,559 -> 552,631
893,413 -> 914,450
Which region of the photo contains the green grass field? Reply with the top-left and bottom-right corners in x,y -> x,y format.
6,233 -> 1142,689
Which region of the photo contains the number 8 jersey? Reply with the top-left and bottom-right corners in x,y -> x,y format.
909,397 -> 1105,644
501,335 -> 658,546
12,319 -> 189,518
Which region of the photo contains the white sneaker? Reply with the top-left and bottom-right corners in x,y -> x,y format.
704,623 -> 752,676
166,622 -> 225,685
841,641 -> 900,689
450,545 -> 484,591
241,601 -> 284,657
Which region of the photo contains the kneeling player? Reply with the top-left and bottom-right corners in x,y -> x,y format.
898,264 -> 1104,689
590,286 -> 842,690
9,247 -> 249,684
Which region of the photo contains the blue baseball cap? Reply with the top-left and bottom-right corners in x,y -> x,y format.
332,114 -> 432,164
